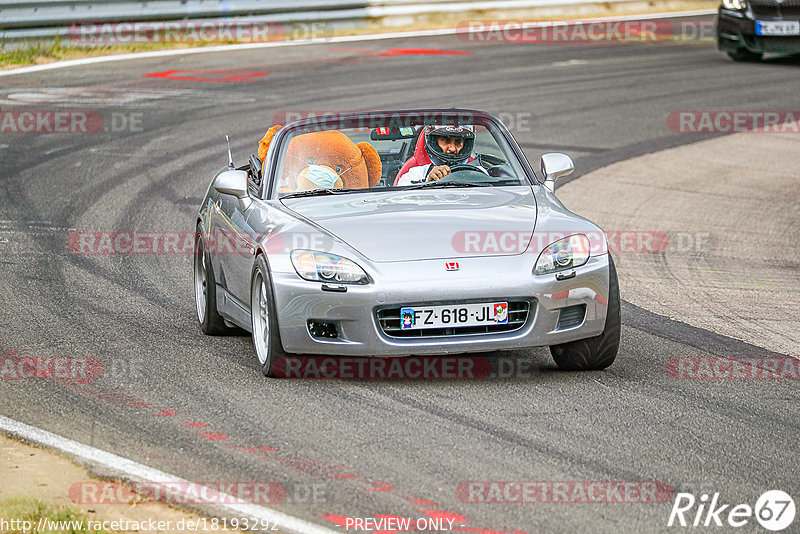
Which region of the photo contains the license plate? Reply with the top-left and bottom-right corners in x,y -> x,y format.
400,302 -> 508,330
756,21 -> 800,36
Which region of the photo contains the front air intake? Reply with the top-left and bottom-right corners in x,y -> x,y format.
557,305 -> 586,330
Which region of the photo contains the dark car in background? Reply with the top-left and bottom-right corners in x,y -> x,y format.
717,0 -> 800,60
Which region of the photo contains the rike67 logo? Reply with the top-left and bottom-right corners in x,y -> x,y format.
668,490 -> 795,531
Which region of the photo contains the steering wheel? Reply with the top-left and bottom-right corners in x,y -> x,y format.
447,163 -> 490,176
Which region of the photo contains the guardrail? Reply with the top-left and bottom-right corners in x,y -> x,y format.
0,0 -> 701,47
1,1 -> 359,46
0,1 -> 373,29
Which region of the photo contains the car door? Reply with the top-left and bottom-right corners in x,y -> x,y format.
213,177 -> 258,313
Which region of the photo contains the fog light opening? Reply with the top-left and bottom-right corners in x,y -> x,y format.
307,320 -> 339,339
557,304 -> 586,330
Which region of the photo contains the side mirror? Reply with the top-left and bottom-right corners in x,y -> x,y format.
540,153 -> 574,192
214,170 -> 248,198
214,170 -> 251,210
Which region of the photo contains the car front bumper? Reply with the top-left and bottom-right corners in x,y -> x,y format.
717,10 -> 800,54
270,253 -> 611,356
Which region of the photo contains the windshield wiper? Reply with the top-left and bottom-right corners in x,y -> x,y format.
404,181 -> 492,190
281,188 -> 352,199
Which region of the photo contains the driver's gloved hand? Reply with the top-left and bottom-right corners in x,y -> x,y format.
428,165 -> 451,181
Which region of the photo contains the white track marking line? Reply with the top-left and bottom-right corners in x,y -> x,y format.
0,415 -> 339,534
0,9 -> 717,77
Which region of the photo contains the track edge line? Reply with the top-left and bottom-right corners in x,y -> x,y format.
0,414 -> 338,534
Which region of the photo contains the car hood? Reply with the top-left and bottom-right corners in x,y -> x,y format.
280,187 -> 537,262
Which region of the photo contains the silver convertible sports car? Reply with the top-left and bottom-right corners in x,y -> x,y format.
194,110 -> 620,377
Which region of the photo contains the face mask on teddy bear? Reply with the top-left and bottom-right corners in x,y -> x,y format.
290,153 -> 359,180
296,165 -> 344,191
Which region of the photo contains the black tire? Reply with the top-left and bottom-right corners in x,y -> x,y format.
194,223 -> 232,335
250,255 -> 288,377
550,255 -> 621,371
727,48 -> 763,62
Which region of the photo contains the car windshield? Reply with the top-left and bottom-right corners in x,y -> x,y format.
269,113 -> 530,199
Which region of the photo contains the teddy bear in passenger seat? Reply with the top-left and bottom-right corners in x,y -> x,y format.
258,125 -> 382,192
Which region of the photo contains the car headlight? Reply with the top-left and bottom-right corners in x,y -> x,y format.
291,250 -> 370,284
722,0 -> 746,10
534,234 -> 591,275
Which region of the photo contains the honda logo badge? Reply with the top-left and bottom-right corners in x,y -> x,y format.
445,262 -> 460,271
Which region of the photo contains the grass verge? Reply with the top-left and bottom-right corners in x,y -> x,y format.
0,496 -> 111,534
0,34 -> 237,69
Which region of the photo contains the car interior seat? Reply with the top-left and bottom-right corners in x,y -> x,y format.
393,128 -> 430,186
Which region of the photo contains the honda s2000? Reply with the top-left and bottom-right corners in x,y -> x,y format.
194,110 -> 620,377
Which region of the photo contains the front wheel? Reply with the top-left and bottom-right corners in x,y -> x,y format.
549,255 -> 621,370
251,256 -> 287,377
194,223 -> 232,335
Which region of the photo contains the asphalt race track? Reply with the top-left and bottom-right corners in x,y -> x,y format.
1,13 -> 799,533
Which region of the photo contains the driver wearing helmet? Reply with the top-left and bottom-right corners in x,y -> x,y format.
395,124 -> 476,186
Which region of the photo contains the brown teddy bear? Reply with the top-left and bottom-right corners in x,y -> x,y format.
258,125 -> 382,192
